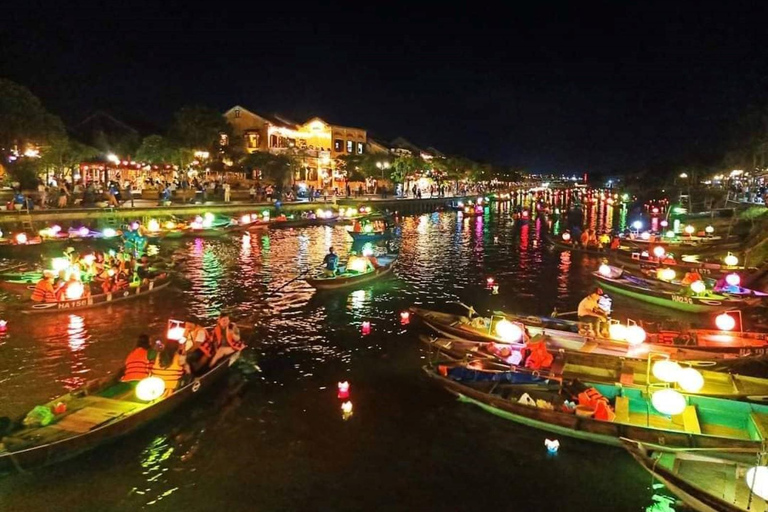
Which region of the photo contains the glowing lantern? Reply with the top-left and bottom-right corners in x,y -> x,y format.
660,220 -> 668,227
131,222 -> 140,230
651,389 -> 687,416
341,401 -> 354,420
632,221 -> 642,230
544,439 -> 560,453
464,206 -> 470,214
52,257 -> 69,272
640,231 -> 650,240
15,233 -> 28,245
494,236 -> 499,243
65,281 -> 85,300
705,225 -> 714,234
337,381 -> 350,399
148,219 -> 160,232
0,320 -> 7,330
677,367 -> 705,393
348,258 -> 369,273
724,254 -> 739,266
361,321 -> 371,335
51,225 -> 61,234
690,280 -> 706,294
522,210 -> 529,218
166,326 -> 185,341
77,226 -> 89,237
625,325 -> 646,345
745,466 -> 768,500
82,254 -> 95,266
102,228 -> 117,238
363,224 -> 373,233
238,214 -> 249,225
486,277 -> 495,287
659,268 -> 676,281
165,221 -> 176,230
400,311 -> 410,325
651,207 -> 659,214
652,360 -> 682,383
457,201 -> 464,208
715,313 -> 736,331
204,212 -> 215,222
135,376 -> 166,401
653,246 -> 665,258
492,284 -> 499,294
562,232 -> 571,242
598,264 -> 612,277
202,216 -> 213,228
609,323 -> 627,341
262,210 -> 270,219
495,320 -> 523,343
666,231 -> 676,238
725,273 -> 741,287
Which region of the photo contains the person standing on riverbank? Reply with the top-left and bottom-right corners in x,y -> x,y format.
223,182 -> 231,203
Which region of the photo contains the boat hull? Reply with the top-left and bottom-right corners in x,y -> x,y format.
307,262 -> 394,290
23,279 -> 171,314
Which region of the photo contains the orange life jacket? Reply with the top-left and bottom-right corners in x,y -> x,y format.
524,341 -> 553,370
31,279 -> 56,302
121,347 -> 152,382
578,387 -> 612,414
151,353 -> 184,393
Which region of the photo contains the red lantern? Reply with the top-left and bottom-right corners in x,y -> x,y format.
337,381 -> 350,399
486,277 -> 495,287
400,311 -> 410,325
361,321 -> 371,335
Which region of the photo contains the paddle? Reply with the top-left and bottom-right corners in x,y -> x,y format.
265,263 -> 325,298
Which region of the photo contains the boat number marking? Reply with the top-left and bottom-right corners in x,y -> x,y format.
671,295 -> 693,305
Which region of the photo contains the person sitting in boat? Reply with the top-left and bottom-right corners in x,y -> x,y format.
680,270 -> 703,285
207,312 -> 245,367
587,230 -> 599,248
150,339 -> 186,396
323,247 -> 339,276
121,334 -> 155,382
31,271 -> 57,303
579,230 -> 589,248
598,232 -> 611,249
102,264 -> 129,294
352,220 -> 363,233
578,288 -> 609,337
362,248 -> 381,269
610,236 -> 620,250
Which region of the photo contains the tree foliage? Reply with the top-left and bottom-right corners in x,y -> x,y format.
169,105 -> 231,152
40,136 -> 100,177
242,152 -> 293,189
0,79 -> 65,150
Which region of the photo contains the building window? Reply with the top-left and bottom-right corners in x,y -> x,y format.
270,134 -> 278,148
334,139 -> 343,152
246,132 -> 259,149
346,140 -> 353,153
234,108 -> 241,118
357,142 -> 364,154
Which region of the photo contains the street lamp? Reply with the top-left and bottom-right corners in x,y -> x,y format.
376,161 -> 390,178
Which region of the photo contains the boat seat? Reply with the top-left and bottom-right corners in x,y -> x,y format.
614,396 -> 630,423
750,412 -> 768,440
677,405 -> 701,434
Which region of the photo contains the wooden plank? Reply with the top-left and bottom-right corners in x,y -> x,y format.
750,411 -> 768,440
681,405 -> 702,434
614,396 -> 630,423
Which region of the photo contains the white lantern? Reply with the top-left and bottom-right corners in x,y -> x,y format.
598,264 -> 612,277
690,281 -> 706,294
677,367 -> 705,393
652,360 -> 681,383
746,466 -> 768,500
724,254 -> 739,266
641,231 -> 651,240
608,323 -> 627,341
653,246 -> 665,258
659,268 -> 676,281
705,225 -> 714,234
666,231 -> 676,239
495,320 -> 523,343
725,273 -> 741,287
715,313 -> 736,331
625,325 -> 646,345
135,377 -> 166,401
651,389 -> 687,416
684,225 -> 695,235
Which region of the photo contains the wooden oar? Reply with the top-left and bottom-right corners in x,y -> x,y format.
265,263 -> 325,297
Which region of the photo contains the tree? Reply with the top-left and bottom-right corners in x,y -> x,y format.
135,134 -> 194,171
39,136 -> 100,179
0,79 -> 65,151
390,155 -> 422,185
242,152 -> 293,189
169,105 -> 232,153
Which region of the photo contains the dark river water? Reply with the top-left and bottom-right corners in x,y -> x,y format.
0,197 -> 675,512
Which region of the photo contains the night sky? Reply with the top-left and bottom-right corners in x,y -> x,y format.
3,2 -> 767,173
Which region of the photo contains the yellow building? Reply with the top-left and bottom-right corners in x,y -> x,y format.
224,105 -> 368,189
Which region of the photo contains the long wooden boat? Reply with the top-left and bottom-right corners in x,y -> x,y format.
269,216 -> 343,229
633,266 -> 768,299
306,255 -> 397,290
421,335 -> 768,400
409,306 -> 768,360
595,265 -> 758,313
424,363 -> 768,451
623,439 -> 766,511
23,277 -> 171,314
547,236 -> 622,256
613,249 -> 754,277
0,333 -> 243,472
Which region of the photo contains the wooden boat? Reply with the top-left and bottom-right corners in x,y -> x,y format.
595,265 -> 758,313
347,230 -> 391,243
306,254 -> 397,290
269,216 -> 343,229
634,266 -> 768,299
23,277 -> 171,314
623,439 -> 767,511
613,249 -> 754,278
424,362 -> 768,451
0,328 -> 243,472
410,306 -> 768,360
547,236 -> 624,256
421,335 -> 768,400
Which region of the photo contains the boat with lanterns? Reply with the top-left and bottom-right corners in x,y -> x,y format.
424,360 -> 768,451
623,439 -> 768,512
22,275 -> 171,314
635,266 -> 768,299
0,320 -> 243,472
612,247 -> 753,277
421,335 -> 768,400
306,253 -> 397,290
547,233 -> 624,255
410,306 -> 768,360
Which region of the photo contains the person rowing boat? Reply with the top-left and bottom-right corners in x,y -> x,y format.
577,287 -> 609,337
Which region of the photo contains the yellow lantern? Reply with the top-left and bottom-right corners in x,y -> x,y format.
677,367 -> 705,393
495,320 -> 523,342
135,377 -> 166,401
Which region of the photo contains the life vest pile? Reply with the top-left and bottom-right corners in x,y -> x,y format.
523,340 -> 553,370
577,387 -> 615,421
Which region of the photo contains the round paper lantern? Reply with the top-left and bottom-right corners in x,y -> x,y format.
625,325 -> 646,345
652,360 -> 682,383
659,268 -> 676,281
725,273 -> 741,287
641,231 -> 651,240
684,225 -> 695,234
148,219 -> 160,232
677,367 -> 705,393
598,264 -> 612,277
65,281 -> 84,300
715,313 -> 736,331
725,254 -> 739,266
135,377 -> 166,401
653,246 -> 665,258
651,389 -> 687,416
609,323 -> 627,341
705,225 -> 714,234
690,280 -> 706,294
495,320 -> 523,343
632,221 -> 643,230
745,466 -> 768,500
562,232 -> 571,242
